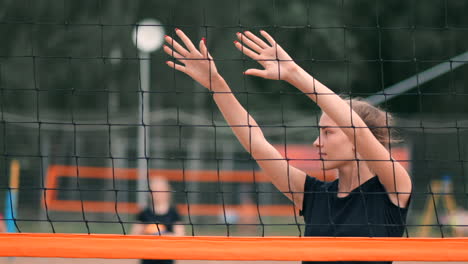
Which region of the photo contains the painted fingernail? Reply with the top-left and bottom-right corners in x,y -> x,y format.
236,32 -> 241,35
166,61 -> 171,64
164,35 -> 169,38
202,37 -> 206,44
175,28 -> 180,32
234,40 -> 239,44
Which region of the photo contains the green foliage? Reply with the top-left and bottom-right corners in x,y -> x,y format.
1,0 -> 467,116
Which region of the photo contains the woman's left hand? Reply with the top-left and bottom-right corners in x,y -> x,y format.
234,30 -> 298,81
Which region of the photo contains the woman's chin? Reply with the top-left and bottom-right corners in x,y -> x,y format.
319,163 -> 335,171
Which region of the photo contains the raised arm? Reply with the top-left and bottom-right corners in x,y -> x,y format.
235,30 -> 411,207
164,29 -> 306,209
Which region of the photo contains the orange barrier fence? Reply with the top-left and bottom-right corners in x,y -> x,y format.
0,234 -> 466,261
44,146 -> 409,215
43,199 -> 297,216
44,166 -> 335,215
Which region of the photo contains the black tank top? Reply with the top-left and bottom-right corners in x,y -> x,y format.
300,176 -> 410,264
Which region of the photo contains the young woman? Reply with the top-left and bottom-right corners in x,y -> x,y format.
164,29 -> 412,263
132,176 -> 184,264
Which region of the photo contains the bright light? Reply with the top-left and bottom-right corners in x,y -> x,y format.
132,19 -> 165,53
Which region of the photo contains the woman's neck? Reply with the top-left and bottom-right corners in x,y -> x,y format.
337,161 -> 374,194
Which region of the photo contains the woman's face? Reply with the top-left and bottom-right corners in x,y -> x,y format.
313,114 -> 356,170
150,178 -> 171,205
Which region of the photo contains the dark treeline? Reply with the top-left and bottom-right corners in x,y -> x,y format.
1,0 -> 467,117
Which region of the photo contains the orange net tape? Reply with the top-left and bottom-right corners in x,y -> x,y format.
0,234 -> 467,261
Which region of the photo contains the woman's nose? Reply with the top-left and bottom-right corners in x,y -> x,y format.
313,137 -> 322,148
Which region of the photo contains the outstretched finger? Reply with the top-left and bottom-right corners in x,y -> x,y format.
199,38 -> 215,62
164,35 -> 189,57
243,31 -> 270,49
244,68 -> 268,78
260,30 -> 276,47
234,40 -> 260,60
236,32 -> 263,53
199,38 -> 208,58
163,45 -> 184,60
175,29 -> 199,54
165,61 -> 186,73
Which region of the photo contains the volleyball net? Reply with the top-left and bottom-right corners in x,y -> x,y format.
1,0 -> 468,262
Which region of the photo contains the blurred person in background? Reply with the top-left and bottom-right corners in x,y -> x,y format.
0,214 -> 6,232
132,176 -> 184,264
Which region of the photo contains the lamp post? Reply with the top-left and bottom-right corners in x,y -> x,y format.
132,19 -> 165,208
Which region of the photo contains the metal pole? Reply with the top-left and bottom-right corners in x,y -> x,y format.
366,50 -> 468,105
137,51 -> 151,208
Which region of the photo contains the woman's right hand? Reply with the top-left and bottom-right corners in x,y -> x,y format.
235,30 -> 299,82
164,29 -> 220,90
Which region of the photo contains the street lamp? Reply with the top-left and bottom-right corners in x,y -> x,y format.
132,19 -> 165,208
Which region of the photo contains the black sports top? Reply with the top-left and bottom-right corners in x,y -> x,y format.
137,207 -> 181,235
300,176 -> 410,264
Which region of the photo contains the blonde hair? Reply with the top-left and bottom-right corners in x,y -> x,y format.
344,97 -> 401,148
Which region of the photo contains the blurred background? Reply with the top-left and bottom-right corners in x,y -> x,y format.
0,0 -> 467,240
